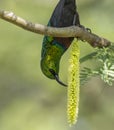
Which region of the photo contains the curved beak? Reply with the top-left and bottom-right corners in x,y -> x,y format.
49,69 -> 67,87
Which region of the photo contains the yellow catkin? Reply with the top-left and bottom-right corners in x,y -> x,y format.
67,39 -> 80,126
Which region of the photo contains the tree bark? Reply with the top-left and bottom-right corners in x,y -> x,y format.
0,10 -> 111,48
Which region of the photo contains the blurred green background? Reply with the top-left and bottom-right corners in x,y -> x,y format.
0,0 -> 114,130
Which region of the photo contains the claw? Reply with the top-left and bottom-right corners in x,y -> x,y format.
76,25 -> 92,42
86,28 -> 92,33
79,25 -> 92,33
49,69 -> 67,87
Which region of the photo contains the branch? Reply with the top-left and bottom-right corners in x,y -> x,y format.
0,10 -> 111,47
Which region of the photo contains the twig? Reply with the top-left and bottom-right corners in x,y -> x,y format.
80,52 -> 97,63
0,10 -> 111,47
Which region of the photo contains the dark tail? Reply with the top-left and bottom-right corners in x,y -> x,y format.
49,0 -> 80,27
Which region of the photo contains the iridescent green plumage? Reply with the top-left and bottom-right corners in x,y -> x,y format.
41,36 -> 65,79
40,0 -> 80,85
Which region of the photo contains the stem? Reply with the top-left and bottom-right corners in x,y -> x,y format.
80,52 -> 97,63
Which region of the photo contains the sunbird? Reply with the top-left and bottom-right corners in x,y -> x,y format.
41,0 -> 81,86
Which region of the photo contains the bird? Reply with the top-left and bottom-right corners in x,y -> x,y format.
40,0 -> 81,87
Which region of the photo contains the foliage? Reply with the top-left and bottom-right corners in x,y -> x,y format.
0,0 -> 114,130
80,45 -> 114,86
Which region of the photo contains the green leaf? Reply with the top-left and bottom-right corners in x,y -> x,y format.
80,45 -> 114,86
